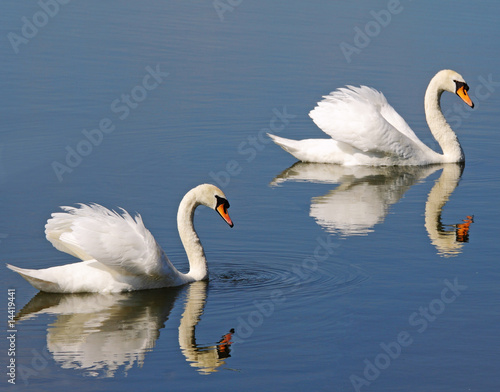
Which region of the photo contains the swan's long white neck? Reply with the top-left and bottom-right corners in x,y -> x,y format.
424,75 -> 464,163
177,188 -> 208,281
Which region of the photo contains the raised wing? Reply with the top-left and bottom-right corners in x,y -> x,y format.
45,204 -> 169,277
309,86 -> 425,159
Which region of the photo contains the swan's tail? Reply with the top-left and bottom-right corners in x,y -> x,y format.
6,264 -> 60,292
268,133 -> 345,164
267,133 -> 302,155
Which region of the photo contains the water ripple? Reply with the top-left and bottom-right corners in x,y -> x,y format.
209,250 -> 370,298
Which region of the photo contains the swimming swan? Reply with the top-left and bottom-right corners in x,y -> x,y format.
7,184 -> 234,293
268,69 -> 474,165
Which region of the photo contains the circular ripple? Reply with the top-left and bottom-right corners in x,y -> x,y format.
208,249 -> 370,297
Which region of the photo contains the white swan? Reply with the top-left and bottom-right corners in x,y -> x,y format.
268,69 -> 474,166
6,184 -> 234,293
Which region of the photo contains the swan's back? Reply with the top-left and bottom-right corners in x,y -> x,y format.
45,204 -> 168,277
308,86 -> 434,162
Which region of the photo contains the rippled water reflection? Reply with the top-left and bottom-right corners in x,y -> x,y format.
271,163 -> 473,257
16,282 -> 237,377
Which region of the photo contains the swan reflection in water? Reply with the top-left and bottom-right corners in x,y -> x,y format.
16,281 -> 234,377
178,282 -> 235,374
271,163 -> 473,257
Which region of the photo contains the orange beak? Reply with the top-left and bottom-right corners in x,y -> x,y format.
457,85 -> 474,108
217,203 -> 234,228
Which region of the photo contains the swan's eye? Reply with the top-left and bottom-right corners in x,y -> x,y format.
215,195 -> 230,211
454,80 -> 469,94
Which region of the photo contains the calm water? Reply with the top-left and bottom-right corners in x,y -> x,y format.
1,1 -> 499,391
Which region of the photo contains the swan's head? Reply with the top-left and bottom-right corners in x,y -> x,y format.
435,69 -> 474,108
195,184 -> 234,228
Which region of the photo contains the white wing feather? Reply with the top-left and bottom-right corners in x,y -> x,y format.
45,204 -> 169,277
309,86 -> 426,159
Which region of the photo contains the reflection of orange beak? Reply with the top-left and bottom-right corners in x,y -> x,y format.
217,328 -> 234,358
217,204 -> 234,227
456,215 -> 474,242
457,86 -> 474,108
